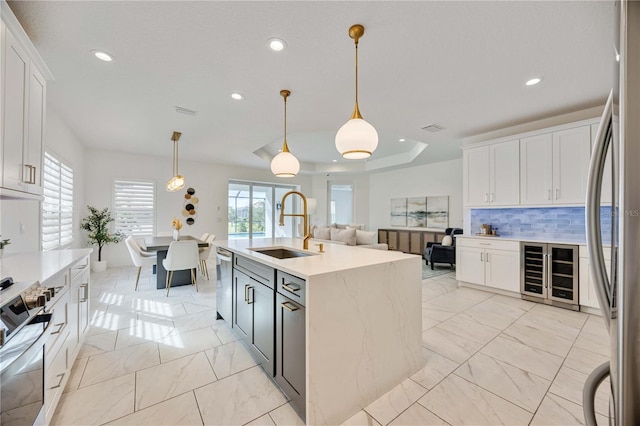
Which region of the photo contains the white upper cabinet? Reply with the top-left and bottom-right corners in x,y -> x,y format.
591,123 -> 613,204
520,126 -> 591,206
463,139 -> 519,207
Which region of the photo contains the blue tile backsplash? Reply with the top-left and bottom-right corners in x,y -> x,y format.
470,207 -> 613,243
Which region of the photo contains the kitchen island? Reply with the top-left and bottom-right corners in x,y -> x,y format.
213,238 -> 422,425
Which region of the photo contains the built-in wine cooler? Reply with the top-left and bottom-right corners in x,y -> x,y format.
520,242 -> 579,310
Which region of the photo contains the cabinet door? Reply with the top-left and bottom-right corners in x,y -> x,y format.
378,230 -> 388,245
387,231 -> 398,251
520,134 -> 553,205
233,269 -> 253,340
2,29 -> 29,191
78,279 -> 90,337
275,293 -> 306,417
25,66 -> 45,192
397,231 -> 410,253
456,246 -> 485,285
591,123 -> 612,204
464,146 -> 490,206
490,140 -> 520,205
484,249 -> 520,293
409,231 -> 422,255
251,280 -> 274,375
553,126 -> 591,204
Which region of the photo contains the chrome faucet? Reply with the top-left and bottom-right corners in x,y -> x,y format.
279,190 -> 312,250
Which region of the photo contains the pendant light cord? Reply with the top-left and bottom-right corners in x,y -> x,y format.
351,37 -> 362,119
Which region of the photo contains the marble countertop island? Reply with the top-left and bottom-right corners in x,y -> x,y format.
213,238 -> 423,425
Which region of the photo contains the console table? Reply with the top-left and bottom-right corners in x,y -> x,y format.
378,228 -> 446,255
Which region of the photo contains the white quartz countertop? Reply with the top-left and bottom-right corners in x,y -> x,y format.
0,249 -> 93,283
213,238 -> 417,279
457,235 -> 611,247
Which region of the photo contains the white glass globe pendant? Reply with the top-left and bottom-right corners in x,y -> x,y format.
271,90 -> 300,177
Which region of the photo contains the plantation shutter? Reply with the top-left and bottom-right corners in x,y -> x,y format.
114,180 -> 155,236
42,152 -> 74,250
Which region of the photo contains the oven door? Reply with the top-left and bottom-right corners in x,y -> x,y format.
0,311 -> 53,426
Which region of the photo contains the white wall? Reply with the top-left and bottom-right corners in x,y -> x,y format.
368,158 -> 463,232
0,107 -> 85,254
84,148 -> 312,266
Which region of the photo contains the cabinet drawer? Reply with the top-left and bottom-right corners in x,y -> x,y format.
456,237 -> 519,252
276,271 -> 306,307
46,291 -> 69,357
70,257 -> 90,282
579,245 -> 611,260
45,340 -> 68,421
234,255 -> 275,288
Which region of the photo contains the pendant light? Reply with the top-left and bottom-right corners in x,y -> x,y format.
271,89 -> 300,177
335,24 -> 378,160
166,131 -> 185,191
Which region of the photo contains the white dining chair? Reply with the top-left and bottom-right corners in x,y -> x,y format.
124,236 -> 157,290
198,234 -> 217,280
199,232 -> 210,242
163,240 -> 199,296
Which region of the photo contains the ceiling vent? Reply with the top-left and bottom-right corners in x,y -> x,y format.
422,124 -> 444,133
175,106 -> 198,116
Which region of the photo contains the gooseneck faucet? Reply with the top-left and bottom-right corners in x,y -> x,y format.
279,190 -> 312,250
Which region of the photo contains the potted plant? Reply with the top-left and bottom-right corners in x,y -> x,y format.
81,206 -> 123,272
0,236 -> 10,258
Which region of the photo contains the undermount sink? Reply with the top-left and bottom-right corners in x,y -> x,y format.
250,247 -> 316,259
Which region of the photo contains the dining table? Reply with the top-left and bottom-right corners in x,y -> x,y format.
144,235 -> 209,290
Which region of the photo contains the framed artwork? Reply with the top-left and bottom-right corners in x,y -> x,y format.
426,196 -> 449,229
407,197 -> 427,227
390,198 -> 407,226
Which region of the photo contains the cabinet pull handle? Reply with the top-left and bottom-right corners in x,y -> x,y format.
484,193 -> 488,202
80,283 -> 89,302
51,373 -> 65,389
479,242 -> 490,246
486,253 -> 490,262
555,189 -> 559,200
244,284 -> 249,302
548,189 -> 552,200
281,301 -> 299,312
31,165 -> 37,184
282,282 -> 300,294
51,322 -> 65,335
490,193 -> 494,202
247,286 -> 254,304
480,252 -> 484,262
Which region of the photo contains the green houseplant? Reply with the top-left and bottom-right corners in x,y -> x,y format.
81,206 -> 123,271
0,236 -> 10,258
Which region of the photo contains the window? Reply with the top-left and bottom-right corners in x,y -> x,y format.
114,179 -> 155,236
42,152 -> 74,250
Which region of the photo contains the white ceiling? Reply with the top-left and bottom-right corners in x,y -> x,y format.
8,1 -> 615,174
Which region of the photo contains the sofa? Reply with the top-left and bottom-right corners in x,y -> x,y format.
304,224 -> 388,250
423,228 -> 463,269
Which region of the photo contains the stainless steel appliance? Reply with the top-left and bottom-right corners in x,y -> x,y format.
216,247 -> 233,321
583,1 -> 640,424
0,281 -> 56,426
520,242 -> 579,310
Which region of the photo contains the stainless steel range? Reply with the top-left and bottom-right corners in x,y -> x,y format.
0,278 -> 63,426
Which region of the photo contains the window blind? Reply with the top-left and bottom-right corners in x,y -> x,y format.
42,152 -> 74,250
114,180 -> 155,236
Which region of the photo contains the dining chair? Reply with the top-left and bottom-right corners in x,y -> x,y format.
124,236 -> 157,290
198,234 -> 217,280
199,232 -> 210,242
163,240 -> 199,296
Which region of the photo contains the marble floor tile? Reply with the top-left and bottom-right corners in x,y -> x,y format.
246,414 -> 277,426
454,352 -> 551,412
515,310 -> 583,341
268,402 -> 305,426
341,410 -> 382,426
77,330 -> 117,359
573,330 -> 610,357
388,403 -> 449,426
526,303 -> 588,330
173,310 -> 225,333
410,348 -> 460,390
365,378 -> 428,426
158,326 -> 223,363
428,293 -> 480,313
563,346 -> 610,375
480,336 -> 564,381
135,352 -> 217,410
489,294 -> 537,311
418,374 -> 532,425
456,299 -> 526,330
212,323 -> 240,344
548,366 -> 611,416
64,356 -> 88,393
205,340 -> 258,379
502,321 -> 574,358
90,310 -> 138,332
421,303 -> 458,322
115,322 -> 175,350
106,391 -> 203,426
449,287 -> 494,304
81,341 -> 160,387
581,314 -> 608,338
530,393 -> 608,426
435,315 -> 501,345
183,301 -> 214,315
422,327 -> 483,363
194,366 -> 287,425
52,373 -> 135,425
422,316 -> 440,331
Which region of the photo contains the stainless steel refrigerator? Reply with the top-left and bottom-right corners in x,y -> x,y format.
584,1 -> 640,424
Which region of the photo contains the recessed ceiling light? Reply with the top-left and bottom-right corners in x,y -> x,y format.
91,50 -> 114,62
525,77 -> 543,86
399,138 -> 406,142
231,93 -> 243,100
267,38 -> 287,52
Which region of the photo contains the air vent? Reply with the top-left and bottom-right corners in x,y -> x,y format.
422,124 -> 444,133
175,106 -> 198,116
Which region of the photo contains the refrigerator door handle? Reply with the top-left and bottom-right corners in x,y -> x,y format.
586,89 -> 614,329
582,361 -> 610,426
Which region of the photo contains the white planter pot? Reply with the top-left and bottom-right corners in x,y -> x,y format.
173,230 -> 180,241
92,260 -> 108,272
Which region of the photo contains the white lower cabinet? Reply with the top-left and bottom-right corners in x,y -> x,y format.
579,245 -> 611,311
456,238 -> 520,293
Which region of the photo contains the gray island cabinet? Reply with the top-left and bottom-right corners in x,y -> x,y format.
214,238 -> 422,425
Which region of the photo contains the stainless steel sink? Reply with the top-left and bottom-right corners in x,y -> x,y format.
250,247 -> 315,259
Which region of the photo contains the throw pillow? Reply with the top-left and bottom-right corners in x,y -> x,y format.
356,230 -> 376,245
330,227 -> 357,246
347,224 -> 366,231
441,235 -> 453,246
313,226 -> 331,240
332,223 -> 348,229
